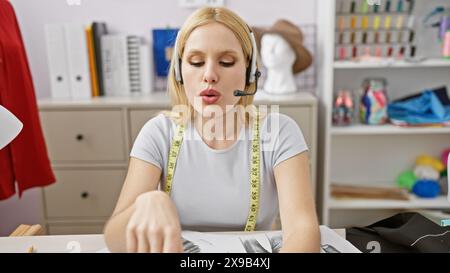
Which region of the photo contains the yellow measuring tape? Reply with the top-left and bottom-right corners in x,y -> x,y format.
164,111 -> 261,231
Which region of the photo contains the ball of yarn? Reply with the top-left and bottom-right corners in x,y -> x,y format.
412,180 -> 441,198
416,155 -> 445,172
396,170 -> 417,191
413,165 -> 440,180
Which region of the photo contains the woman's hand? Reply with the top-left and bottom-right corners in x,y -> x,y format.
126,191 -> 184,253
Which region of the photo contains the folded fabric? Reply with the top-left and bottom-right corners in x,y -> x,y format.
346,212 -> 450,253
395,86 -> 450,106
388,89 -> 450,125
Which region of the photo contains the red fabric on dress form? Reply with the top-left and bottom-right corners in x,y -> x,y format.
0,0 -> 55,200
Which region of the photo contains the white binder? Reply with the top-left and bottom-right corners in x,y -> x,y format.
101,35 -> 130,96
44,24 -> 71,99
64,24 -> 92,99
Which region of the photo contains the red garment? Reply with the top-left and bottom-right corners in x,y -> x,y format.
0,0 -> 55,200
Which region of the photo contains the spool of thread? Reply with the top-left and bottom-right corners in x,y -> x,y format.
361,0 -> 368,13
398,31 -> 403,43
351,16 -> 357,29
374,32 -> 380,43
409,30 -> 415,43
375,46 -> 382,57
362,16 -> 369,29
339,47 -> 347,60
398,46 -> 405,59
397,0 -> 403,12
373,16 -> 380,30
387,46 -> 393,57
338,16 -> 345,31
339,32 -> 344,44
352,45 -> 358,58
386,31 -> 391,43
443,30 -> 450,59
385,0 -> 391,12
410,45 -> 416,57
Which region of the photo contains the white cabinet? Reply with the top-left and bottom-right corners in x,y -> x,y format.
38,92 -> 318,234
317,0 -> 450,227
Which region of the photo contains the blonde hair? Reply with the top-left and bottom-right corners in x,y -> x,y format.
163,7 -> 259,126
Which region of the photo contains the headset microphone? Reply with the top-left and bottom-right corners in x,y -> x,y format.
233,89 -> 257,96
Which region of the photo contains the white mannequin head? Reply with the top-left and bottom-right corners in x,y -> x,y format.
260,33 -> 297,94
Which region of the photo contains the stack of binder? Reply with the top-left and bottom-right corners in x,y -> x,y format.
45,22 -> 152,99
101,35 -> 148,96
45,24 -> 92,99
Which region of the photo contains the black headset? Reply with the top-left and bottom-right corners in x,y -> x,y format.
172,25 -> 261,96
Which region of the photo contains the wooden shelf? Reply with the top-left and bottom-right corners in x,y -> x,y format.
331,124 -> 450,135
334,59 -> 450,69
329,195 -> 450,209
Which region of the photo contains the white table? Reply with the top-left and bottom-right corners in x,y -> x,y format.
0,229 -> 346,253
0,234 -> 106,253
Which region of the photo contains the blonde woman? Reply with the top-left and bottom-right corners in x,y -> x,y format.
103,6 -> 320,253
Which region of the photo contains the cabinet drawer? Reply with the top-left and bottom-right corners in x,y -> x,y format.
47,223 -> 105,235
44,169 -> 126,218
129,109 -> 167,143
40,110 -> 126,162
279,106 -> 314,151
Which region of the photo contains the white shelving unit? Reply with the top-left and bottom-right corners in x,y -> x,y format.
317,0 -> 450,227
334,58 -> 450,69
331,124 -> 450,135
329,195 -> 450,209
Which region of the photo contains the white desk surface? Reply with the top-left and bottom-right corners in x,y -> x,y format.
0,234 -> 106,253
0,229 -> 346,253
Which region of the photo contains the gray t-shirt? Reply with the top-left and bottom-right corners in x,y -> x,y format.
130,112 -> 308,231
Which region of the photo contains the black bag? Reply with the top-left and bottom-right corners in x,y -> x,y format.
346,212 -> 450,253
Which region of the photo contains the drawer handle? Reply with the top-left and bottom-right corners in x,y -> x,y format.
81,191 -> 89,199
75,134 -> 84,141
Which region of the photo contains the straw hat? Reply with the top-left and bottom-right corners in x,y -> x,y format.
253,19 -> 312,74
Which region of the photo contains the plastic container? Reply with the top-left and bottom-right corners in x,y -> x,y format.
443,30 -> 450,59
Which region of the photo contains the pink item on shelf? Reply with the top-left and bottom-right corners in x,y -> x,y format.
443,31 -> 450,58
375,46 -> 382,57
339,46 -> 347,60
442,148 -> 450,166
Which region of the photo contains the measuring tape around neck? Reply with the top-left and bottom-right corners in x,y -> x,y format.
164,111 -> 261,231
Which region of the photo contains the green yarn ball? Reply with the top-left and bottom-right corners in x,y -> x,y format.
397,170 -> 417,191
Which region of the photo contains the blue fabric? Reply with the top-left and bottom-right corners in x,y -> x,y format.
388,90 -> 450,124
412,180 -> 441,198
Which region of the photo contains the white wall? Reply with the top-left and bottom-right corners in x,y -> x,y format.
0,0 -> 317,236
11,0 -> 316,99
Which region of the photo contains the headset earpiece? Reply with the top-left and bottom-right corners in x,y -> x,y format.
246,31 -> 260,85
173,32 -> 183,84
